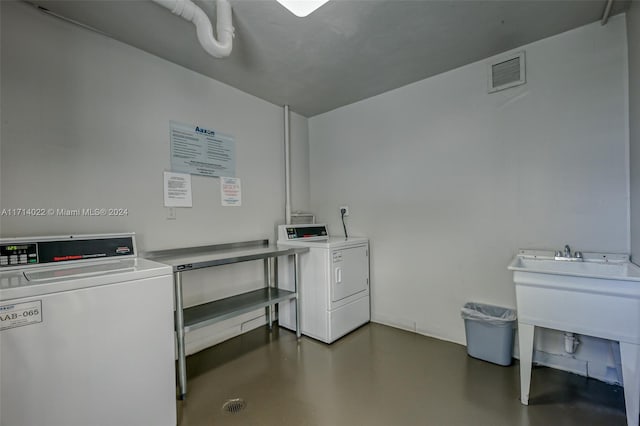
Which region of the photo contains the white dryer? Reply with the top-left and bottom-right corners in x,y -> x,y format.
0,233 -> 176,426
277,224 -> 370,343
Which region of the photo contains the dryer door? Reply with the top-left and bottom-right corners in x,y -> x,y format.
331,245 -> 369,302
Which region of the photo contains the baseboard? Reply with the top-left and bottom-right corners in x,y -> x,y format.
371,316 -> 465,346
515,350 -> 621,385
183,311 -> 267,356
373,315 -> 622,385
532,350 -> 588,376
371,314 -> 417,333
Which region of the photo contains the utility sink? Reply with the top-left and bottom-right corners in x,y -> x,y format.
509,250 -> 640,282
509,250 -> 640,426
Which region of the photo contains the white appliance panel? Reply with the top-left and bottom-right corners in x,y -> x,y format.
299,248 -> 330,340
328,296 -> 371,342
0,234 -> 175,426
331,245 -> 369,303
276,224 -> 370,343
0,274 -> 176,426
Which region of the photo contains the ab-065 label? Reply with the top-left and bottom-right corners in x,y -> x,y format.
0,300 -> 42,331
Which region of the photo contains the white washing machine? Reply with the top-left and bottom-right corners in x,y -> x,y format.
0,233 -> 176,426
277,224 -> 370,343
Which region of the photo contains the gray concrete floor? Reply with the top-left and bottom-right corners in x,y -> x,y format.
177,323 -> 626,426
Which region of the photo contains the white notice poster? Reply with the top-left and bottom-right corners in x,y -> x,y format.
221,177 -> 241,207
170,121 -> 235,177
164,171 -> 193,207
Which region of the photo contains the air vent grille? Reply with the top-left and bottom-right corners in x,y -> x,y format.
488,52 -> 526,93
291,212 -> 316,224
492,57 -> 520,87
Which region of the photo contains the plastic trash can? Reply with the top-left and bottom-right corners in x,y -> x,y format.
461,302 -> 517,366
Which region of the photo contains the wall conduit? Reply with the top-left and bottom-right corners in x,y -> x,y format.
284,105 -> 292,225
152,0 -> 234,58
601,0 -> 614,25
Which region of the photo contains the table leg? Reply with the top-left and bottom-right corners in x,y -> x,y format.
265,258 -> 273,329
518,322 -> 535,405
273,257 -> 278,327
174,271 -> 187,400
620,342 -> 640,426
294,252 -> 301,339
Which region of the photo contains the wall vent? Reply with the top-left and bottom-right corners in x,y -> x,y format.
291,212 -> 316,224
488,51 -> 526,93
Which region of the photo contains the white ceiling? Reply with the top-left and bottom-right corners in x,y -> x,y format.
28,0 -> 630,117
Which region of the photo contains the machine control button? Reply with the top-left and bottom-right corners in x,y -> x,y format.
9,255 -> 18,264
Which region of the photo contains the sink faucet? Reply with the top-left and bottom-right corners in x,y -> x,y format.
555,244 -> 583,261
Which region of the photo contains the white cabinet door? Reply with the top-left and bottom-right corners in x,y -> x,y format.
331,245 -> 369,302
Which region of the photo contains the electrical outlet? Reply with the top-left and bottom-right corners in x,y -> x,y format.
167,207 -> 176,220
340,205 -> 349,216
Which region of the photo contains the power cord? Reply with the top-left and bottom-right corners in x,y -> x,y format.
340,208 -> 348,239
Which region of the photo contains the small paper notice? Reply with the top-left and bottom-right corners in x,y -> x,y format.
221,177 -> 241,207
164,171 -> 193,207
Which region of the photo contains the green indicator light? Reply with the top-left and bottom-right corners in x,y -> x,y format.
28,259 -> 37,263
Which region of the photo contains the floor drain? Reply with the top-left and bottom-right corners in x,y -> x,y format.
222,398 -> 246,414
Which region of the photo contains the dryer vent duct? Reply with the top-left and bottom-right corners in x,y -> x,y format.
488,51 -> 526,93
152,0 -> 234,58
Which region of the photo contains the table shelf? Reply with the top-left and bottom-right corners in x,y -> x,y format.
144,239 -> 308,400
184,287 -> 297,332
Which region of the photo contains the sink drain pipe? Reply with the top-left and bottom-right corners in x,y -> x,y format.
152,0 -> 234,58
564,332 -> 580,354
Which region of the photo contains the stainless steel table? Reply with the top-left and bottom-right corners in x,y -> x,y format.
145,240 -> 308,399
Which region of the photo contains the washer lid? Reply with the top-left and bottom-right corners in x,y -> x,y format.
0,258 -> 171,301
24,260 -> 136,282
278,236 -> 368,249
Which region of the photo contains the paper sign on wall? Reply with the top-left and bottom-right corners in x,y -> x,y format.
164,171 -> 193,207
221,177 -> 241,207
170,121 -> 235,177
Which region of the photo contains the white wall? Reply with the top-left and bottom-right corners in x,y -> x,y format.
629,2 -> 640,263
290,112 -> 311,212
0,1 -> 310,352
309,17 -> 629,381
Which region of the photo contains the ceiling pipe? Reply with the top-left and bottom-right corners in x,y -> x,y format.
284,105 -> 292,225
152,0 -> 234,58
601,0 -> 614,25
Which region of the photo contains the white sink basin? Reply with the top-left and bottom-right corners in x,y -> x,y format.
509,249 -> 640,426
508,250 -> 640,282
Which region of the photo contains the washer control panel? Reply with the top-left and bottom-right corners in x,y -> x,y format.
0,243 -> 37,266
0,234 -> 136,269
278,224 -> 328,241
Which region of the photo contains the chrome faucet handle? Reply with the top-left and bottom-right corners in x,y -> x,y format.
555,250 -> 563,257
575,251 -> 583,259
